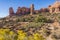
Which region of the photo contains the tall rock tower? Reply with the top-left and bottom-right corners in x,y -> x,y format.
9,7 -> 14,16
30,4 -> 34,15
16,7 -> 22,15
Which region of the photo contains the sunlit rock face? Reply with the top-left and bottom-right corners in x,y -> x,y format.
48,1 -> 60,13
30,4 -> 34,15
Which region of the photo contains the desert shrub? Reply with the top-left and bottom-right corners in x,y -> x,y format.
0,29 -> 45,40
16,16 -> 27,22
34,15 -> 53,23
58,16 -> 60,19
24,17 -> 32,22
33,33 -> 45,40
17,30 -> 26,40
16,16 -> 34,22
34,15 -> 47,23
17,30 -> 45,40
46,18 -> 54,23
0,29 -> 17,40
24,22 -> 44,28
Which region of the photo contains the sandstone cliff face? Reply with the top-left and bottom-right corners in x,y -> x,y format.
9,1 -> 60,16
48,1 -> 60,13
9,4 -> 34,16
9,4 -> 50,16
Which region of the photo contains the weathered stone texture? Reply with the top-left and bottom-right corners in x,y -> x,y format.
40,8 -> 49,12
16,7 -> 30,15
30,4 -> 34,15
16,7 -> 22,15
48,1 -> 60,13
9,7 -> 14,16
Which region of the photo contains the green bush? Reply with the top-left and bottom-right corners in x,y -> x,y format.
24,22 -> 44,28
34,15 -> 47,23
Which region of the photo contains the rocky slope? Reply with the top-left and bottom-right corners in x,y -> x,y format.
0,13 -> 60,40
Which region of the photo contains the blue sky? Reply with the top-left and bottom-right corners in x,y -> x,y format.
0,0 -> 55,18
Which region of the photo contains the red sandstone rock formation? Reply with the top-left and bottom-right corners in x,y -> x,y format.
16,7 -> 30,15
25,8 -> 30,14
21,7 -> 26,15
40,8 -> 49,12
9,1 -> 60,16
9,7 -> 15,16
16,7 -> 22,15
